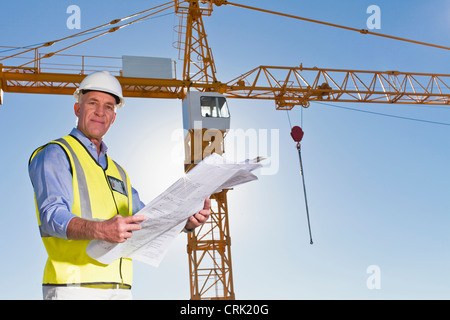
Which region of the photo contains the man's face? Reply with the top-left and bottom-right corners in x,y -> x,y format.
74,91 -> 117,143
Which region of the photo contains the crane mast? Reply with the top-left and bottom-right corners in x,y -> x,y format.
175,0 -> 235,300
174,0 -> 218,86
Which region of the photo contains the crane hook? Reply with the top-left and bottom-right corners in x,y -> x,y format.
290,125 -> 304,150
290,126 -> 313,245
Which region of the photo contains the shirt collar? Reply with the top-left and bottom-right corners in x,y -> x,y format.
69,128 -> 108,159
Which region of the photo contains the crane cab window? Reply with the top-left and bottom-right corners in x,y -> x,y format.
201,96 -> 230,118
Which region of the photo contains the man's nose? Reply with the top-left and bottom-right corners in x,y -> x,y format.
94,104 -> 105,115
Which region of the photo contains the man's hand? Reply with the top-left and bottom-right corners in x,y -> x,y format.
67,214 -> 146,243
184,198 -> 211,231
97,214 -> 146,243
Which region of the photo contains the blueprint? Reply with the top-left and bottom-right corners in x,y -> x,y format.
86,153 -> 262,267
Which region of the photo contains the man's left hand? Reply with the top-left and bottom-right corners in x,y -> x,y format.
185,198 -> 211,231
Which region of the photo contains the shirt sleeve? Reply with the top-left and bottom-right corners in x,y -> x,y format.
28,143 -> 77,239
131,186 -> 146,214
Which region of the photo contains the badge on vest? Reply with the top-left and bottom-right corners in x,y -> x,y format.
108,176 -> 127,196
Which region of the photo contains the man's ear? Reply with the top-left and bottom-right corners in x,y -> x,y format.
74,103 -> 80,117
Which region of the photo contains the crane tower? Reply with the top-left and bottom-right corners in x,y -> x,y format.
175,0 -> 235,299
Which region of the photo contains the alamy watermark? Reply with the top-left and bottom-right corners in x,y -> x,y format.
366,5 -> 381,30
170,124 -> 280,176
366,265 -> 381,290
67,5 -> 81,30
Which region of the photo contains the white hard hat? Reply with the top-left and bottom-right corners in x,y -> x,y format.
74,71 -> 125,108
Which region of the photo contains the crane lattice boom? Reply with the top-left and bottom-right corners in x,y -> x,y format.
1,64 -> 448,107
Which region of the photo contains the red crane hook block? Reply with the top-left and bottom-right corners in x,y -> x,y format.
290,126 -> 304,149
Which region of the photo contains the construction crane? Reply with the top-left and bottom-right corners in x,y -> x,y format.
1,0 -> 449,300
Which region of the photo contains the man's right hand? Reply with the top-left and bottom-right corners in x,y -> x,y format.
66,214 -> 146,243
97,214 -> 146,243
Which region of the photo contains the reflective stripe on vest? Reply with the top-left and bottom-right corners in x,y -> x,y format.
56,137 -> 93,220
30,135 -> 133,287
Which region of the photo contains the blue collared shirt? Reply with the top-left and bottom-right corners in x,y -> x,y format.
28,128 -> 145,239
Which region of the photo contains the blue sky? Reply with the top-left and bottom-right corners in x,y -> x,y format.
1,0 -> 450,299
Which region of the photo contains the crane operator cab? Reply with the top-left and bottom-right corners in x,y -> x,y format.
182,91 -> 230,131
182,91 -> 230,166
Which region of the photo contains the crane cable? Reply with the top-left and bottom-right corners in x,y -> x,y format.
287,111 -> 314,245
225,1 -> 450,51
0,1 -> 175,67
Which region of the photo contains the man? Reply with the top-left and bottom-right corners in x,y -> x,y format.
28,71 -> 210,300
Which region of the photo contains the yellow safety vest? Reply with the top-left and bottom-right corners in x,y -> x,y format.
30,134 -> 133,288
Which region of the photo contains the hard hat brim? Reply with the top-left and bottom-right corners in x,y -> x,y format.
81,89 -> 121,105
74,88 -> 125,108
